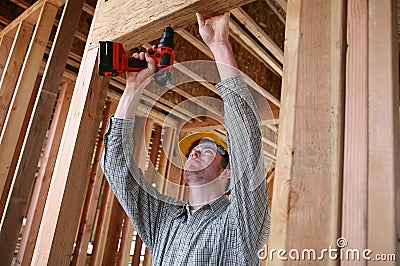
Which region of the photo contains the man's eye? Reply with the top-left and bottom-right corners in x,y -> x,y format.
204,149 -> 214,154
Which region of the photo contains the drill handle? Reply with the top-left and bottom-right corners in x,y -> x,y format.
126,57 -> 148,71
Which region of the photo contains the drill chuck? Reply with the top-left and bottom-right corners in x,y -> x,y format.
158,26 -> 174,49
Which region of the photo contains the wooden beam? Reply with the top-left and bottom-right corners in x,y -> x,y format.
341,0 -> 368,260
15,82 -> 74,266
72,101 -> 117,266
102,199 -> 124,265
89,0 -> 256,50
89,183 -> 115,266
231,7 -> 284,63
31,41 -> 109,265
285,0 -> 345,262
0,36 -> 13,79
1,0 -> 85,262
0,21 -> 33,131
229,18 -> 282,76
269,1 -> 345,265
0,0 -> 65,38
0,2 -> 58,209
265,0 -> 286,24
368,0 -> 399,259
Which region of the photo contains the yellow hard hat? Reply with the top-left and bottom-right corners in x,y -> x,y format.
178,132 -> 228,158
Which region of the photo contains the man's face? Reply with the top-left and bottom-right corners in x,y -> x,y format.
183,143 -> 225,186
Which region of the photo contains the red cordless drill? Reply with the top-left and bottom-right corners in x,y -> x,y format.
98,26 -> 174,86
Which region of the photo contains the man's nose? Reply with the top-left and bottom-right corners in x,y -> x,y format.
189,148 -> 200,158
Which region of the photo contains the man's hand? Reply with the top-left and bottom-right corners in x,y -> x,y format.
196,12 -> 230,53
125,45 -> 157,92
114,45 -> 156,119
196,12 -> 238,80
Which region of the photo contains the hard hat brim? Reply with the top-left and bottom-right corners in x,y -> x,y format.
179,132 -> 228,158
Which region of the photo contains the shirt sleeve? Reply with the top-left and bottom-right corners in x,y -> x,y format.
216,75 -> 271,253
100,116 -> 184,251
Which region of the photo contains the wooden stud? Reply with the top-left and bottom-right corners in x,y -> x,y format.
286,0 -> 345,262
143,248 -> 152,266
117,214 -> 135,266
31,43 -> 109,266
368,0 -> 399,259
0,74 -> 41,227
269,1 -> 345,265
341,0 -> 368,259
0,36 -> 13,79
102,198 -> 125,265
72,101 -> 117,266
15,82 -> 74,265
1,0 -> 86,262
231,7 -> 284,63
0,20 -> 33,131
131,233 -> 143,266
0,1 -> 58,203
89,183 -> 115,266
229,19 -> 282,76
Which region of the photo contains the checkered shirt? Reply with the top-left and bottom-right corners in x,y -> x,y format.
101,75 -> 270,265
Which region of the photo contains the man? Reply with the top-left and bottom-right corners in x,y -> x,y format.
101,12 -> 270,265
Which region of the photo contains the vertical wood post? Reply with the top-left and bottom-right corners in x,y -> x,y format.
1,0 -> 85,262
90,183 -> 115,266
0,36 -> 13,81
341,0 -> 368,260
0,3 -> 58,201
15,82 -> 74,265
0,21 -> 33,131
31,42 -> 109,265
368,0 -> 399,261
268,0 -> 301,261
72,101 -> 117,265
102,199 -> 124,265
269,1 -> 346,265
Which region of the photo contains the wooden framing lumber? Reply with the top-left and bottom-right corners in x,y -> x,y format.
341,0 -> 368,260
117,214 -> 135,266
0,20 -> 33,131
0,0 -> 66,38
102,199 -> 124,265
268,1 -> 345,265
368,0 -> 400,259
229,18 -> 282,76
0,36 -> 13,79
231,7 -> 284,64
89,0 -> 256,50
1,0 -> 85,262
0,1 -> 58,209
31,43 -> 109,265
285,0 -> 345,263
72,101 -> 117,266
89,183 -> 115,266
15,82 -> 74,266
131,233 -> 144,266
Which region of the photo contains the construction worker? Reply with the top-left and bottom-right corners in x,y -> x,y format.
101,12 -> 270,265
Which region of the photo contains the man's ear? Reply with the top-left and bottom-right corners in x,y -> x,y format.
220,169 -> 231,180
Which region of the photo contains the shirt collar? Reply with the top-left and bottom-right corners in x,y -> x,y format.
184,194 -> 231,217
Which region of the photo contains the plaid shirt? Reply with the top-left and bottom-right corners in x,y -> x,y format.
101,75 -> 270,265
